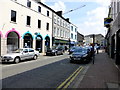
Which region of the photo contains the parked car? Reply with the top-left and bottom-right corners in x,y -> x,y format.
70,47 -> 91,63
46,47 -> 63,56
1,48 -> 39,63
68,46 -> 79,54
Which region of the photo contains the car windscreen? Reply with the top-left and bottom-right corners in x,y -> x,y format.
13,49 -> 23,53
74,48 -> 87,53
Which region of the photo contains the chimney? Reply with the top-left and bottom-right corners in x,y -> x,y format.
65,18 -> 69,22
56,11 -> 63,16
34,0 -> 41,3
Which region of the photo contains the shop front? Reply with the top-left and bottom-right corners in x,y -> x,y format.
23,33 -> 33,48
6,30 -> 20,53
36,35 -> 43,53
116,30 -> 120,65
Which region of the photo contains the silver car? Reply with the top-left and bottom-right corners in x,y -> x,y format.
1,48 -> 39,63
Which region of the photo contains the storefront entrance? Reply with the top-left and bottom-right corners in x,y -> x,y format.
7,31 -> 19,53
116,30 -> 120,65
23,33 -> 33,48
0,34 -> 1,56
45,36 -> 50,49
111,35 -> 115,59
36,35 -> 43,53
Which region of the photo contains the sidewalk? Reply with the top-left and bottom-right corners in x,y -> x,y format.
78,49 -> 120,89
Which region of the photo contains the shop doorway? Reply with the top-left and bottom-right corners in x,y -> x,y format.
23,33 -> 33,48
36,35 -> 43,53
111,35 -> 115,59
45,36 -> 50,49
116,30 -> 120,65
7,31 -> 19,53
0,34 -> 1,56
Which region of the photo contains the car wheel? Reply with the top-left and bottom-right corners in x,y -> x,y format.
54,52 -> 57,56
33,55 -> 37,60
14,57 -> 20,64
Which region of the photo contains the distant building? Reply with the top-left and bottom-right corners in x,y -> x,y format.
77,32 -> 84,46
69,23 -> 78,46
84,34 -> 104,46
52,11 -> 70,46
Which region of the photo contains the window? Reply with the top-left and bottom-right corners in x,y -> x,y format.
71,26 -> 73,31
47,11 -> 49,16
11,10 -> 16,22
57,28 -> 59,36
46,23 -> 49,30
71,33 -> 73,39
75,35 -> 77,39
27,0 -> 31,8
38,20 -> 41,29
75,28 -> 77,32
38,6 -> 41,13
29,49 -> 34,52
27,16 -> 31,26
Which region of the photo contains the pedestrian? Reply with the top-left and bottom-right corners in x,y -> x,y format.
24,43 -> 28,48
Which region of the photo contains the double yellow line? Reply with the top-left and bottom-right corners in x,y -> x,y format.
57,66 -> 83,89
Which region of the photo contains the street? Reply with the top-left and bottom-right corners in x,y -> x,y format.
1,53 -> 90,88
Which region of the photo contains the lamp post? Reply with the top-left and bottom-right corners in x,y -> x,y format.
92,34 -> 95,64
68,38 -> 71,54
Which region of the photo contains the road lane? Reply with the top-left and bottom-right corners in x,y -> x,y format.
2,58 -> 82,88
2,53 -> 69,79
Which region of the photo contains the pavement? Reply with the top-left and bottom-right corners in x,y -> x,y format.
77,49 -> 120,89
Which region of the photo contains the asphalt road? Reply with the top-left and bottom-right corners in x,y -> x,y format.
1,53 -> 90,88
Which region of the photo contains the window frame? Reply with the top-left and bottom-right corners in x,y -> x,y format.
11,10 -> 17,22
26,16 -> 31,26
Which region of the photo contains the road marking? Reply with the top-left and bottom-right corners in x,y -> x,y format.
57,66 -> 83,89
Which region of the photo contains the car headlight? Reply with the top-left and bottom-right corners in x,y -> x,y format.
82,54 -> 88,57
52,50 -> 56,52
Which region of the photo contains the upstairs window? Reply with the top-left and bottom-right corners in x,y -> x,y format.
71,33 -> 73,39
27,0 -> 31,8
27,16 -> 31,26
38,20 -> 41,29
47,11 -> 49,16
11,10 -> 16,22
46,23 -> 49,30
75,28 -> 77,32
38,6 -> 41,13
71,26 -> 73,31
75,35 -> 77,39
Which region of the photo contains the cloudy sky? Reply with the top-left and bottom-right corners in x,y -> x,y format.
42,0 -> 111,36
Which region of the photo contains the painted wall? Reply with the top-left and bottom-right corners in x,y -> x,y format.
0,0 -> 52,55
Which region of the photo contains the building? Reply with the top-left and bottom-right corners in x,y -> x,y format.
0,0 -> 79,56
69,23 -> 78,47
0,0 -> 53,55
77,32 -> 84,46
52,11 -> 70,46
105,0 -> 120,65
84,34 -> 104,46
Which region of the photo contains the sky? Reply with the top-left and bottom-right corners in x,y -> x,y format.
41,0 -> 111,36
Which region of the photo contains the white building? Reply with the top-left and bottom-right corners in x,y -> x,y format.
70,23 -> 77,46
52,11 -> 70,46
0,0 -> 53,55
